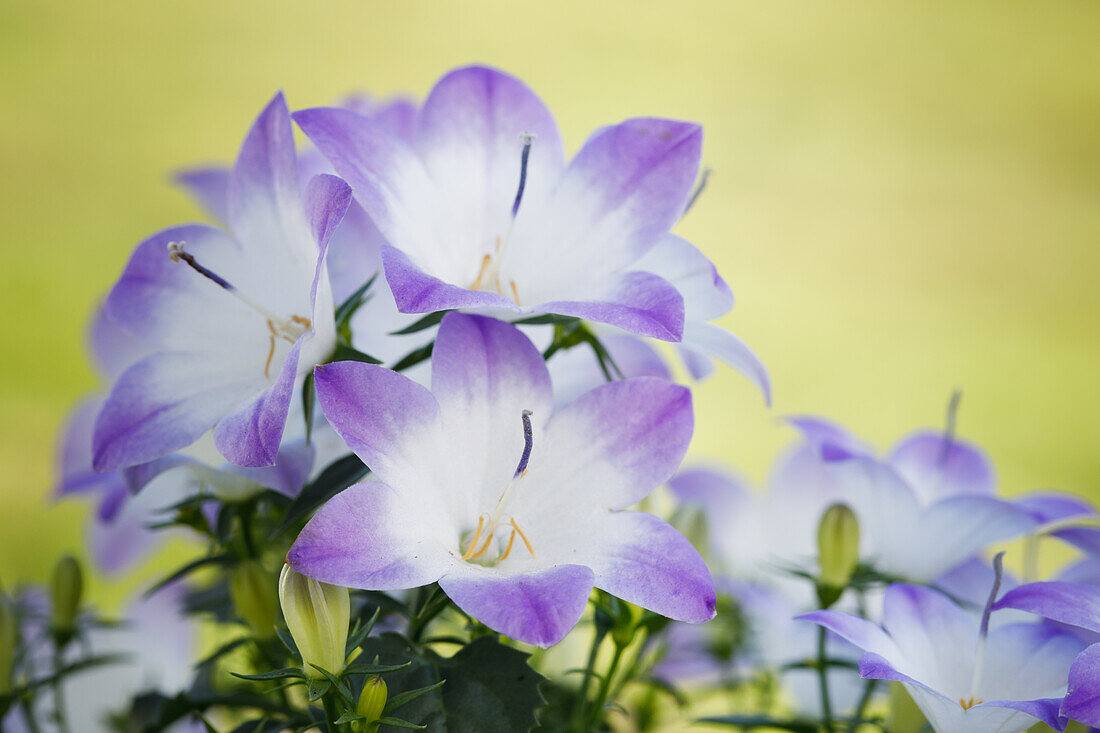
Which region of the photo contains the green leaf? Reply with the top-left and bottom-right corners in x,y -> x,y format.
343,660 -> 412,676
382,679 -> 445,715
696,715 -> 819,732
389,310 -> 449,335
432,636 -> 545,733
195,636 -> 251,668
308,664 -> 354,707
376,718 -> 427,730
14,653 -> 129,695
512,314 -> 578,326
274,454 -> 369,536
334,711 -> 365,724
276,627 -> 300,657
359,634 -> 444,731
302,370 -> 316,445
307,677 -> 331,701
335,273 -> 378,341
345,607 -> 381,654
331,343 -> 384,365
231,668 -> 307,682
391,343 -> 434,373
145,553 -> 233,598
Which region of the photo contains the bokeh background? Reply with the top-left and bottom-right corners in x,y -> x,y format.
2,0 -> 1098,607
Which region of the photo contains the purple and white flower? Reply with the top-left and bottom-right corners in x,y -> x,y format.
288,312 -> 715,647
92,92 -> 351,471
294,65 -> 703,342
799,581 -> 1085,733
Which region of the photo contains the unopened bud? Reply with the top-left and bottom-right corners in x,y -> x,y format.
50,556 -> 83,643
356,675 -> 387,729
0,591 -> 17,695
817,503 -> 859,602
230,561 -> 279,639
278,564 -> 350,679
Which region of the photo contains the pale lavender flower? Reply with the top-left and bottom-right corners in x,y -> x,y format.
288,312 -> 714,647
294,65 -> 704,342
800,581 -> 1085,733
92,93 -> 351,470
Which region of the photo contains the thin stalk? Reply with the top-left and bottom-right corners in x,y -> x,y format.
571,628 -> 605,732
19,696 -> 43,733
817,626 -> 834,733
407,587 -> 448,644
322,693 -> 341,733
586,641 -> 627,729
51,647 -> 70,733
852,678 -> 879,730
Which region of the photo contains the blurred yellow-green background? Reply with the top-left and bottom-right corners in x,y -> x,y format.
2,0 -> 1098,605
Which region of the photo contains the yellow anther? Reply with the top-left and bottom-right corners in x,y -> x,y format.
510,518 -> 535,557
497,529 -> 518,562
265,320 -> 277,379
461,515 -> 486,561
958,697 -> 982,710
470,253 -> 492,291
509,280 -> 521,305
469,527 -> 498,560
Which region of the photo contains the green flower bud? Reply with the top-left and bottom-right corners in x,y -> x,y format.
230,560 -> 279,639
278,564 -> 350,679
0,591 -> 17,696
50,555 -> 83,643
817,503 -> 860,604
356,675 -> 387,729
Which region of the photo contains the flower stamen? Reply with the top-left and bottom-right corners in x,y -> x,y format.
510,518 -> 535,557
461,515 -> 487,561
958,696 -> 982,710
497,529 -> 518,562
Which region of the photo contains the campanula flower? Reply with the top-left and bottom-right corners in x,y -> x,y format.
288,312 -> 715,647
993,580 -> 1100,725
92,92 -> 351,470
294,65 -> 705,342
799,581 -> 1085,733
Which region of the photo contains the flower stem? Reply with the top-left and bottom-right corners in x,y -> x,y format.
586,640 -> 627,729
322,692 -> 342,733
571,627 -> 605,732
852,678 -> 878,730
51,647 -> 70,733
817,626 -> 834,733
20,696 -> 43,733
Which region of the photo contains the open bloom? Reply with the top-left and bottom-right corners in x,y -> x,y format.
92,92 -> 351,470
288,312 -> 715,646
799,582 -> 1084,733
294,65 -> 705,342
993,581 -> 1100,725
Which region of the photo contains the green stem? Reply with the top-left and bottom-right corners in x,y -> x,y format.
571,627 -> 605,732
817,626 -> 834,733
51,647 -> 70,733
322,693 -> 341,733
19,695 -> 43,733
586,641 -> 627,729
407,586 -> 448,644
240,505 -> 257,558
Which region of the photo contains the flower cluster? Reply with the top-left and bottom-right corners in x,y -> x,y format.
5,65 -> 1096,732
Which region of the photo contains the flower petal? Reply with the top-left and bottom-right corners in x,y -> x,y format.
795,612 -> 899,661
993,581 -> 1100,634
510,117 -> 702,292
313,360 -> 442,493
680,321 -> 770,403
380,245 -> 520,314
908,496 -> 1036,581
1062,643 -> 1100,725
541,270 -> 685,341
529,377 -> 693,511
213,335 -> 303,467
228,92 -> 313,267
582,511 -> 715,623
175,165 -> 230,224
438,564 -> 594,647
430,313 -> 552,514
288,481 -> 452,591
225,438 -> 315,498
93,352 -> 261,471
415,65 -> 564,268
546,333 -> 670,407
633,234 -> 733,322
887,431 -> 997,503
89,305 -> 149,381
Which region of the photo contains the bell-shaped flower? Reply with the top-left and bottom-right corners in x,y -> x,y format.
92,92 -> 352,471
288,312 -> 715,647
799,582 -> 1085,733
293,65 -> 706,343
993,580 -> 1100,725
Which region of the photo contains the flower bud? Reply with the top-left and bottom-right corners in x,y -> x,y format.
278,564 -> 350,679
230,560 -> 279,639
817,503 -> 859,598
356,675 -> 387,729
49,555 -> 83,642
0,591 -> 17,696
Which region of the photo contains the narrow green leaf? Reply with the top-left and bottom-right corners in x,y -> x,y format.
388,310 -> 449,335
331,343 -> 383,365
231,668 -> 306,682
376,717 -> 427,730
274,454 -> 368,536
309,664 -> 354,706
390,342 -> 434,372
145,553 -> 233,598
302,370 -> 316,445
382,679 -> 445,715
